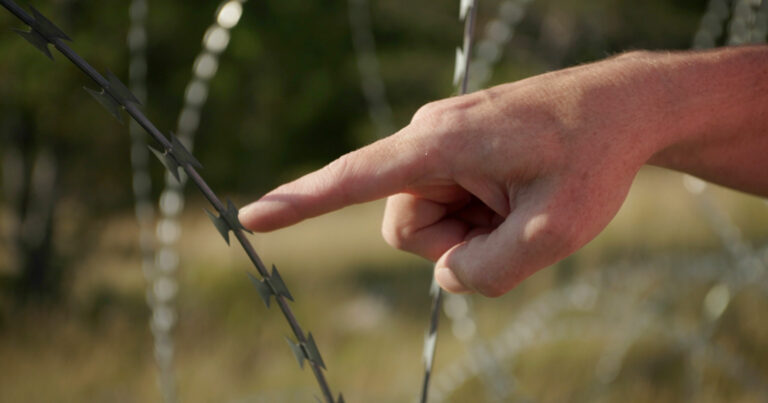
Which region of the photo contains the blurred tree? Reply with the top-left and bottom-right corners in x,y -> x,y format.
0,0 -> 711,302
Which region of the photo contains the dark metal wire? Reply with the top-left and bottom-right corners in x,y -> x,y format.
419,2 -> 478,402
0,1 -> 340,401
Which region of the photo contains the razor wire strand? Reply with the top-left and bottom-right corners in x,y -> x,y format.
440,1 -> 536,393
346,0 -> 395,138
431,253 -> 768,402
684,2 -> 768,398
148,2 -> 247,401
728,0 -> 768,45
418,2 -> 478,403
443,293 -> 513,402
345,2 -> 515,401
126,0 -> 179,402
0,2 -> 342,401
430,1 -> 768,399
467,0 -> 533,92
693,0 -> 732,49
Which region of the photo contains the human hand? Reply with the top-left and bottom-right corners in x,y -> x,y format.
239,47 -> 768,296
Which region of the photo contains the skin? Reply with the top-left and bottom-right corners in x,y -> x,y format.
239,45 -> 768,297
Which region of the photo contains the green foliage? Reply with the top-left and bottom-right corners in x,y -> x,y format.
0,0 -> 708,211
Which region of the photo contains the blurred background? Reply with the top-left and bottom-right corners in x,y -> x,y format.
1,0 -> 767,402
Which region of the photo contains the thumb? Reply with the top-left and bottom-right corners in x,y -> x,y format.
239,128 -> 431,232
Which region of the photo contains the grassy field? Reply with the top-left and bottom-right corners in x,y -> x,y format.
1,166 -> 768,402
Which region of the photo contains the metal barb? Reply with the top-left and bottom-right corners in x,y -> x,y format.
148,145 -> 183,182
202,200 -> 251,245
306,333 -> 327,370
1,1 -> 339,401
453,47 -> 466,86
12,28 -> 52,59
204,207 -> 232,244
106,69 -> 142,106
247,271 -> 273,308
28,6 -> 70,40
85,86 -> 124,122
169,134 -> 203,171
459,0 -> 474,20
148,134 -> 203,183
269,264 -> 294,301
222,199 -> 250,233
286,336 -> 306,369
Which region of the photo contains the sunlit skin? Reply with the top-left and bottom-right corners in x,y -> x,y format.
240,46 -> 768,297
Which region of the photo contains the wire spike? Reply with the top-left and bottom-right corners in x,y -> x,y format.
105,69 -> 141,106
29,6 -> 70,41
12,28 -> 52,59
429,277 -> 441,297
223,199 -> 251,233
84,86 -> 123,123
247,271 -> 272,308
337,394 -> 345,403
169,133 -> 203,170
270,264 -> 294,301
453,47 -> 466,86
285,337 -> 306,369
423,331 -> 437,366
148,145 -> 182,182
205,208 -> 231,245
459,0 -> 474,20
306,333 -> 326,370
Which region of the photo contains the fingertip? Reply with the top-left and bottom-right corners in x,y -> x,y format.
238,202 -> 266,232
237,203 -> 258,230
238,196 -> 295,233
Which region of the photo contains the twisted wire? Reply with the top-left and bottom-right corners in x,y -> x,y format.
149,2 -> 247,400
125,0 -> 180,401
0,2 -> 341,401
418,3 -> 479,403
346,0 -> 395,139
467,0 -> 534,92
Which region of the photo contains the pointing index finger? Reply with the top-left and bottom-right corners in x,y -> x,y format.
239,129 -> 430,232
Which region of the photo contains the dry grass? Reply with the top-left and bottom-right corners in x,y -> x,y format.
1,167 -> 767,402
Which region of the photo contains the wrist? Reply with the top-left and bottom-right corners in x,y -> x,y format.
639,46 -> 768,171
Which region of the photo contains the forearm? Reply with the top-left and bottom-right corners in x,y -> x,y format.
641,46 -> 768,196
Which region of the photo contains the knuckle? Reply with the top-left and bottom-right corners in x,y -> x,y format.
321,153 -> 357,203
611,50 -> 652,61
410,99 -> 463,130
411,101 -> 441,124
324,153 -> 354,180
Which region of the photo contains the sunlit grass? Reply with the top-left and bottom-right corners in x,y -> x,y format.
1,167 -> 767,402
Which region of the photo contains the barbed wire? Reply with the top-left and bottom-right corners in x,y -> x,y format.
125,1 -> 179,401
693,0 -> 732,48
430,251 -> 768,401
728,0 -> 768,45
467,0 -> 533,92
684,3 -> 768,397
0,2 -> 342,401
144,2 -> 248,401
428,2 -> 768,400
442,293 -> 515,402
418,2 -> 479,403
346,0 -> 395,139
